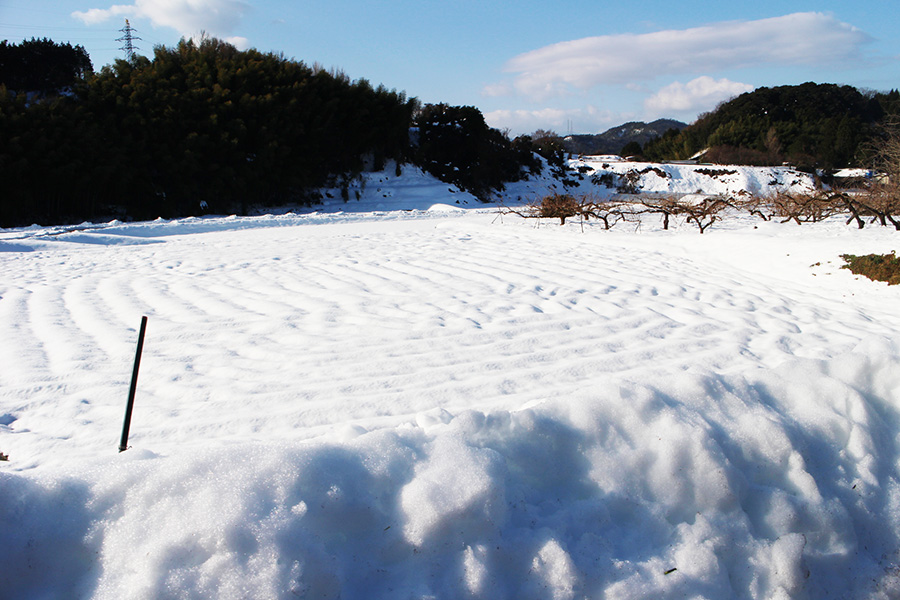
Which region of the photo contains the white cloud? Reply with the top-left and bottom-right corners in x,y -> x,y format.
224,36 -> 249,50
483,106 -> 622,136
644,76 -> 754,117
73,5 -> 133,24
73,0 -> 251,40
503,12 -> 871,100
481,82 -> 512,98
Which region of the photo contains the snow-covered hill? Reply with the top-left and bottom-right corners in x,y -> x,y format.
309,157 -> 819,213
2,164 -> 899,599
569,155 -> 818,197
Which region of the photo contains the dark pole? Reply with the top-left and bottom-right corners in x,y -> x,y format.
119,316 -> 148,452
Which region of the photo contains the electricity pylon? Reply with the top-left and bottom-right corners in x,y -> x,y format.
117,19 -> 141,61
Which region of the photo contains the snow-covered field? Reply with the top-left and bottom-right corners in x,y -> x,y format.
3,164 -> 900,599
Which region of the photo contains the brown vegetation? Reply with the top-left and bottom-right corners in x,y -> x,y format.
504,192 -> 736,234
841,253 -> 900,285
770,191 -> 845,224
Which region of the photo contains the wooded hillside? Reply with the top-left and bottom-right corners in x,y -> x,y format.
0,37 -> 417,225
643,83 -> 899,169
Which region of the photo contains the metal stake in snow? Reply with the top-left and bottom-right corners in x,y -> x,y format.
119,316 -> 148,452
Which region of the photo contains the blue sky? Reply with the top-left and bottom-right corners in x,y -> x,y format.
1,0 -> 898,135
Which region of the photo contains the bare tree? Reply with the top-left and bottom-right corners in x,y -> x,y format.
734,192 -> 774,221
633,196 -> 681,230
861,116 -> 900,229
678,195 -> 736,233
499,193 -> 634,230
631,195 -> 733,233
770,191 -> 843,224
581,200 -> 633,230
538,193 -> 581,225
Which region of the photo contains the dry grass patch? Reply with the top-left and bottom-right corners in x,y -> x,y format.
841,252 -> 900,285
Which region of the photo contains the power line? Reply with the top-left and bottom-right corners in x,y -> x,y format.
0,22 -> 117,33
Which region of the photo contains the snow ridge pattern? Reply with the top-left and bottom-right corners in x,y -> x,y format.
2,169 -> 900,599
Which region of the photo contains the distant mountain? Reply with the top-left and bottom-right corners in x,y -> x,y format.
564,119 -> 688,156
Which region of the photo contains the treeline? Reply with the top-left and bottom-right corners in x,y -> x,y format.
0,38 -> 92,94
643,83 -> 899,170
412,103 -> 540,198
0,37 -> 541,227
0,37 -> 420,225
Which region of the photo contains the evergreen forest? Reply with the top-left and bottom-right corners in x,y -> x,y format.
0,37 -> 420,225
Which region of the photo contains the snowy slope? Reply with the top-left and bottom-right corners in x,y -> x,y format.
563,156 -> 818,198
2,165 -> 900,599
302,157 -> 819,213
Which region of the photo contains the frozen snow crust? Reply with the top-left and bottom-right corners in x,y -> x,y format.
3,163 -> 900,599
